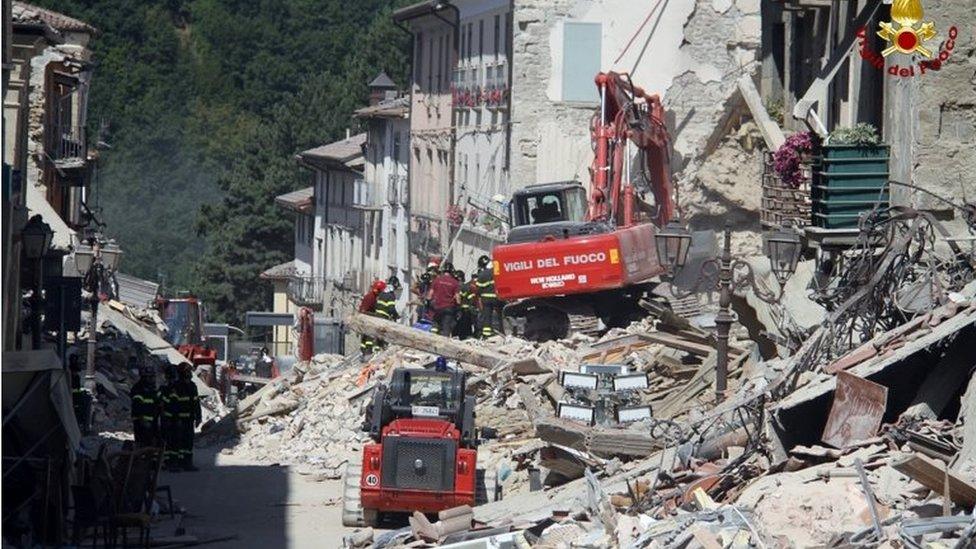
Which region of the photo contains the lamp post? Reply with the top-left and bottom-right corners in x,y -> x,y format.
22,215 -> 54,349
655,222 -> 801,401
73,235 -> 123,428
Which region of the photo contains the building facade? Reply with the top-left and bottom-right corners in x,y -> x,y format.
4,1 -> 98,351
448,0 -> 512,273
354,74 -> 412,315
761,0 -> 975,224
394,3 -> 457,274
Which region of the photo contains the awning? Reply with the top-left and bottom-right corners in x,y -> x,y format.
25,183 -> 74,251
2,349 -> 81,454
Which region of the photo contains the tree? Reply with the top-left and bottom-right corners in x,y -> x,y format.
32,0 -> 410,322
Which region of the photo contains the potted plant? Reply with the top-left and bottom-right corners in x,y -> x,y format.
813,123 -> 889,229
773,131 -> 816,189
446,205 -> 465,228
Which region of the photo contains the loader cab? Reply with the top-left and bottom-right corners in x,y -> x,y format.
365,367 -> 475,447
507,182 -> 607,244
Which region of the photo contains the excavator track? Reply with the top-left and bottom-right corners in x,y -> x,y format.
568,314 -> 603,338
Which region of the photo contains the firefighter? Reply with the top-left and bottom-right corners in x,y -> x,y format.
174,364 -> 201,471
358,279 -> 387,361
412,271 -> 433,323
130,362 -> 160,448
375,276 -> 401,330
469,271 -> 482,337
454,270 -> 474,340
160,365 -> 181,470
428,262 -> 460,336
475,255 -> 504,338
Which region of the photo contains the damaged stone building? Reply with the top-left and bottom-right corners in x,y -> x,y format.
762,0 -> 975,228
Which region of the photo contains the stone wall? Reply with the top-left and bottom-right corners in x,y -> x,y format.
886,1 -> 976,215
510,0 -> 590,187
663,0 -> 761,168
510,0 -> 762,189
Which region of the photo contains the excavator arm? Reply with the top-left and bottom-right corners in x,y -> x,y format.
588,71 -> 675,228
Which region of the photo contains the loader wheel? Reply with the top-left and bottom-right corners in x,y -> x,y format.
341,462 -> 377,527
475,469 -> 500,505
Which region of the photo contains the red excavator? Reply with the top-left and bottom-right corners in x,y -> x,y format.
493,71 -> 676,340
156,294 -> 218,380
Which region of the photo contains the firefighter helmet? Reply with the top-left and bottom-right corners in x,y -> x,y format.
477,255 -> 491,268
371,279 -> 387,293
387,275 -> 401,290
441,261 -> 454,273
453,270 -> 465,282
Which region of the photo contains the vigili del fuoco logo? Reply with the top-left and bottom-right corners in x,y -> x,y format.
857,0 -> 959,78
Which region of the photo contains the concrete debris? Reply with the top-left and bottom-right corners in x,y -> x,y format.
166,204 -> 976,547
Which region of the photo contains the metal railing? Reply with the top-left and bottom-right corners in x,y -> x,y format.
287,275 -> 326,306
52,124 -> 86,162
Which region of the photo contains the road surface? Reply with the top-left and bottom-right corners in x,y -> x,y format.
157,446 -> 365,548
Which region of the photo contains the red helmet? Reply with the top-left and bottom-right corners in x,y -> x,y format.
371,279 -> 387,293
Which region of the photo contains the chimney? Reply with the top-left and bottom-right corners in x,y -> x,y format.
368,71 -> 398,106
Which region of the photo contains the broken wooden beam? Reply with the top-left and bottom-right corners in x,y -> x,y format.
345,313 -> 540,371
737,75 -> 786,150
891,452 -> 976,508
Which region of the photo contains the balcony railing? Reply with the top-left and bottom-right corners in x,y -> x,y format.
287,276 -> 326,307
52,124 -> 86,163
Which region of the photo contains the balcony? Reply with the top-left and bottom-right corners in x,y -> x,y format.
287,275 -> 325,307
51,124 -> 87,169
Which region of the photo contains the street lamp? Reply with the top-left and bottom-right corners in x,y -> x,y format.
655,221 -> 802,401
22,215 -> 54,260
100,239 -> 123,271
73,241 -> 95,273
22,215 -> 54,349
73,234 -> 123,433
654,219 -> 693,274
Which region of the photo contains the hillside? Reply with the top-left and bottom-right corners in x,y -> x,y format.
35,0 -> 410,323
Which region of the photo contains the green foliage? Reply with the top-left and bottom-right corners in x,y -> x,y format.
764,98 -> 785,127
34,0 -> 410,324
829,123 -> 882,146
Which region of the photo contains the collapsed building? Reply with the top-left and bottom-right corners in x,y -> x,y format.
218,199 -> 976,545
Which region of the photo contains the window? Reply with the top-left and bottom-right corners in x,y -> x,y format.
466,24 -> 473,62
478,19 -> 484,59
561,22 -> 601,102
427,36 -> 434,91
415,32 -> 423,84
460,24 -> 466,60
443,31 -> 450,89
494,15 -> 500,57
437,35 -> 444,92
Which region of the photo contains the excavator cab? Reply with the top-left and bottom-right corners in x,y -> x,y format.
507,182 -> 606,244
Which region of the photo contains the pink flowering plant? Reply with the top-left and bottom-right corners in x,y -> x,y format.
773,131 -> 816,188
447,205 -> 465,228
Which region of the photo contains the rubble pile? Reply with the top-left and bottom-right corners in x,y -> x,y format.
226,352 -> 371,474
328,213 -> 976,548
78,300 -> 227,443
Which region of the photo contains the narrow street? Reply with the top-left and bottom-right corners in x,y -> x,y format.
158,446 -> 359,548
